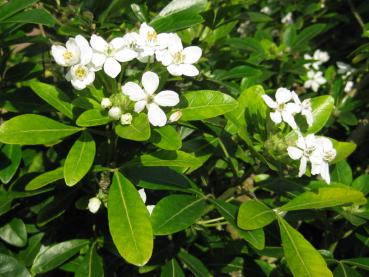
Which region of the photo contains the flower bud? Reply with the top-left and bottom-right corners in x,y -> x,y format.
108,106 -> 121,120
101,98 -> 112,109
120,113 -> 133,125
88,197 -> 101,214
169,110 -> 182,122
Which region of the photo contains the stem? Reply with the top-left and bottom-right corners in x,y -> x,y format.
217,137 -> 239,179
197,217 -> 225,224
348,0 -> 365,30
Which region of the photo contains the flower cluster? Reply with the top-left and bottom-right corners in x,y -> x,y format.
51,23 -> 202,127
263,87 -> 336,183
337,61 -> 355,93
303,49 -> 329,92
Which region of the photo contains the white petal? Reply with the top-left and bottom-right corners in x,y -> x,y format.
142,71 -> 159,95
91,52 -> 106,68
311,162 -> 321,175
110,37 -> 125,50
304,80 -> 313,89
168,35 -> 183,53
181,64 -> 199,77
122,82 -> 146,101
66,38 -> 80,57
291,91 -> 301,105
298,156 -> 307,177
65,69 -> 72,81
275,88 -> 292,103
139,22 -> 155,38
287,146 -> 303,160
261,95 -> 277,109
285,103 -> 301,114
312,81 -> 319,92
270,111 -> 282,124
51,45 -> 67,66
138,188 -> 146,203
84,71 -> 95,85
148,103 -> 167,127
71,79 -> 87,90
134,100 -> 147,113
154,90 -> 180,107
183,46 -> 202,64
114,48 -> 138,62
167,64 -> 183,76
320,162 -> 330,184
147,205 -> 155,215
75,35 -> 92,65
103,57 -> 121,78
282,111 -> 297,129
90,34 -> 108,52
160,51 -> 173,66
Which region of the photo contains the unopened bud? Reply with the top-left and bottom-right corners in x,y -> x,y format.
169,110 -> 182,122
120,113 -> 133,125
108,106 -> 121,120
87,197 -> 101,214
101,98 -> 112,109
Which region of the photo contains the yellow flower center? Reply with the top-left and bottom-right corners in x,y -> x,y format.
173,51 -> 186,64
75,66 -> 87,80
105,45 -> 115,56
63,51 -> 73,61
147,31 -> 157,42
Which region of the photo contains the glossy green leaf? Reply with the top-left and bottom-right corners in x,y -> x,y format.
0,114 -> 81,145
180,90 -> 238,121
342,258 -> 369,271
212,199 -> 265,250
151,125 -> 182,150
19,233 -> 44,267
0,144 -> 21,184
333,263 -> 361,277
0,0 -> 38,21
352,174 -> 369,195
30,81 -> 74,119
0,189 -> 13,216
280,187 -> 366,211
115,113 -> 150,141
331,139 -> 356,163
1,9 -> 55,26
31,239 -> 89,274
161,258 -> 185,277
64,131 -> 96,186
151,194 -> 206,235
108,172 -> 153,266
331,160 -> 352,185
25,167 -> 64,191
75,243 -> 104,277
237,200 -> 276,230
306,95 -> 334,134
0,218 -> 27,247
0,253 -> 31,277
278,217 -> 332,277
76,109 -> 111,127
291,24 -> 327,51
177,249 -> 211,277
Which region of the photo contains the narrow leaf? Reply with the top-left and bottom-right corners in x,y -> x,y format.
25,167 -> 64,191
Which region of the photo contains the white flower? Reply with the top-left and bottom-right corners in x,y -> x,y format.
66,64 -> 95,90
160,34 -> 202,77
304,70 -> 326,92
122,71 -> 180,127
51,35 -> 92,67
138,188 -> 155,215
262,88 -> 301,129
101,98 -> 112,109
310,137 -> 336,184
337,61 -> 355,77
304,50 -> 329,70
120,113 -> 132,125
281,12 -> 293,24
90,34 -> 137,78
169,110 -> 182,122
261,6 -> 272,15
291,92 -> 313,126
108,106 -> 122,120
344,80 -> 354,93
88,197 -> 101,214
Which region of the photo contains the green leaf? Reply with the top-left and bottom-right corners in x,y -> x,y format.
64,131 -> 96,186
2,9 -> 56,26
0,189 -> 14,216
0,253 -> 31,277
278,217 -> 332,277
31,239 -> 89,274
280,187 -> 366,211
75,243 -> 104,277
19,233 -> 44,267
151,194 -> 206,235
0,0 -> 38,22
291,24 -> 327,51
180,90 -> 238,121
212,199 -> 265,250
0,114 -> 81,145
25,167 -> 64,191
151,125 -> 182,150
237,200 -> 276,230
306,95 -> 334,134
127,150 -> 203,168
331,161 -> 352,185
161,258 -> 185,277
76,109 -> 111,127
333,262 -> 361,277
177,249 -> 211,277
352,174 -> 369,195
331,139 -> 356,163
0,218 -> 27,247
115,113 -> 151,141
342,258 -> 369,271
0,144 -> 21,184
108,172 -> 153,266
30,81 -> 74,119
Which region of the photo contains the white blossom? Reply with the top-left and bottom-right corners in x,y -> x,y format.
66,64 -> 95,90
120,113 -> 133,125
281,12 -> 293,24
108,106 -> 122,120
291,92 -> 313,126
122,71 -> 179,127
304,70 -> 326,92
261,6 -> 272,15
51,35 -> 92,67
169,110 -> 182,122
138,188 -> 155,215
262,88 -> 301,129
90,34 -> 137,78
304,50 -> 329,70
87,197 -> 101,214
344,80 -> 354,93
101,98 -> 112,109
160,34 -> 202,77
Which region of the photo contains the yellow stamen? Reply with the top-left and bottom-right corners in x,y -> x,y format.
147,31 -> 157,41
63,51 -> 73,61
75,66 -> 87,80
173,51 -> 186,64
